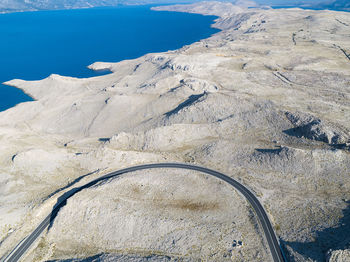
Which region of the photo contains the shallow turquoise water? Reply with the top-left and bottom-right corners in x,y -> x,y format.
0,6 -> 218,111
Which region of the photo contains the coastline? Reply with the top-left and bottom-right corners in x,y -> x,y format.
0,4 -> 126,15
0,5 -> 219,112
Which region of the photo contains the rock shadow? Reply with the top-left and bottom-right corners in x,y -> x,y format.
329,143 -> 350,151
46,169 -> 100,200
48,178 -> 105,230
283,124 -> 330,143
283,201 -> 350,261
47,253 -> 172,261
98,138 -> 110,142
255,147 -> 283,154
283,126 -> 306,139
165,93 -> 205,117
47,253 -> 104,262
284,127 -> 350,151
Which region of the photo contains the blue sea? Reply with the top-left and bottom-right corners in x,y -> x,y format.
0,6 -> 218,112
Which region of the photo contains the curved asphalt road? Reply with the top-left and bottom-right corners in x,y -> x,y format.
1,163 -> 286,262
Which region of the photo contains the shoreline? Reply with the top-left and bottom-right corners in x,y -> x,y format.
0,4 -> 219,112
0,4 -> 140,16
0,2 -> 212,16
1,2 -> 349,16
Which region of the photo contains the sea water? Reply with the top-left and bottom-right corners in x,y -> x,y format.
0,5 -> 218,111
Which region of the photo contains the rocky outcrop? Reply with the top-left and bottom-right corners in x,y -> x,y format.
284,111 -> 349,145
327,249 -> 350,262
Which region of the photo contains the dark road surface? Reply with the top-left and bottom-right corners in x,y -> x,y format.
1,163 -> 286,262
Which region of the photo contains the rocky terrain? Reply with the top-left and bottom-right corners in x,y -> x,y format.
0,0 -> 118,13
0,0 -> 205,14
0,1 -> 349,261
1,0 -> 350,14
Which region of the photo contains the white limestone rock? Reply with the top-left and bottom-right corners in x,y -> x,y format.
0,2 -> 350,261
327,249 -> 350,262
